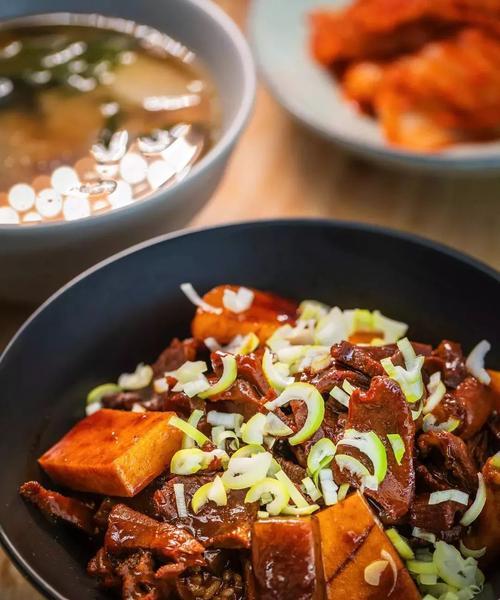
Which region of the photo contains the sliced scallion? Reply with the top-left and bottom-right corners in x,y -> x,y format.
199,355 -> 238,399
86,383 -> 121,405
245,478 -> 289,515
169,415 -> 210,448
428,489 -> 469,506
460,474 -> 486,526
387,433 -> 405,466
265,382 -> 325,445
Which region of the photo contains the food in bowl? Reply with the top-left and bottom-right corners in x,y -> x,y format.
310,0 -> 500,151
19,282 -> 499,599
0,14 -> 220,225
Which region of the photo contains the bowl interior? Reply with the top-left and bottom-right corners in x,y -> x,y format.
250,0 -> 500,171
0,220 -> 499,599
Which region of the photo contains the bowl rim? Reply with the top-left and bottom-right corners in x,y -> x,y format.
249,0 -> 500,172
0,0 -> 256,233
1,217 -> 499,599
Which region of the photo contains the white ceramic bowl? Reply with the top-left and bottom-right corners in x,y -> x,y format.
250,0 -> 500,173
0,0 -> 255,304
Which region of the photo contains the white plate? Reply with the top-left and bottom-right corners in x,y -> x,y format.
249,0 -> 500,172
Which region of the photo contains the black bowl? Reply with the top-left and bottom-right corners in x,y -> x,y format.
0,219 -> 499,600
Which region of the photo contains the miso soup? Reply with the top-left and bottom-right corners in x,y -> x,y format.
0,14 -> 221,224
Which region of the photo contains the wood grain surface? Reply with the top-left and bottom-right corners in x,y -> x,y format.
0,0 -> 499,597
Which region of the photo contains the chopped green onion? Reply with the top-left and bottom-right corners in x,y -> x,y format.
335,455 -> 378,491
265,382 -> 325,445
277,344 -> 324,373
222,287 -> 254,314
312,306 -> 407,346
387,433 -> 405,466
264,412 -> 293,437
381,338 -> 424,403
344,308 -> 408,344
182,409 -> 205,449
275,469 -> 309,508
411,402 -> 423,421
207,410 -> 243,430
276,345 -> 309,366
222,452 -> 273,490
211,426 -> 240,450
191,475 -> 228,513
245,477 -> 289,515
307,438 -> 336,475
263,435 -> 276,450
204,337 -> 221,352
348,309 -> 374,333
170,448 -> 210,475
199,355 -> 238,398
302,476 -> 322,502
398,338 -> 418,369
460,474 -> 486,526
298,300 -> 329,322
169,415 -> 210,448
173,483 -> 188,518
232,332 -> 260,355
118,363 -> 154,390
372,310 -> 408,343
85,402 -> 102,416
86,383 -> 121,405
429,490 -> 469,506
337,483 -> 350,502
166,361 -> 209,397
423,372 -> 446,414
153,377 -> 169,394
434,541 -> 482,589
319,469 -> 338,505
180,283 -> 222,314
465,340 -> 491,385
168,361 -> 208,381
364,560 -> 389,586
337,429 -> 388,483
407,560 -> 439,575
386,528 -> 415,560
412,527 -> 436,544
292,345 -> 331,374
342,379 -> 356,395
414,548 -> 434,562
418,573 -> 438,586
233,444 -> 286,476
262,348 -> 294,391
266,325 -> 295,353
208,334 -> 259,357
330,385 -> 350,408
315,307 -> 348,346
459,541 -> 487,559
231,444 -> 266,458
423,414 -> 461,433
184,379 -> 211,398
241,413 -> 267,445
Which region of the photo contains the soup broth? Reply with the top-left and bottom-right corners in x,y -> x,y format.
0,15 -> 221,225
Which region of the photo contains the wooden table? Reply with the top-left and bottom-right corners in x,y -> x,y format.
1,1 -> 499,597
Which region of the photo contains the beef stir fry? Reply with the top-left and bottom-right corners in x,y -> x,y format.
21,284 -> 500,600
